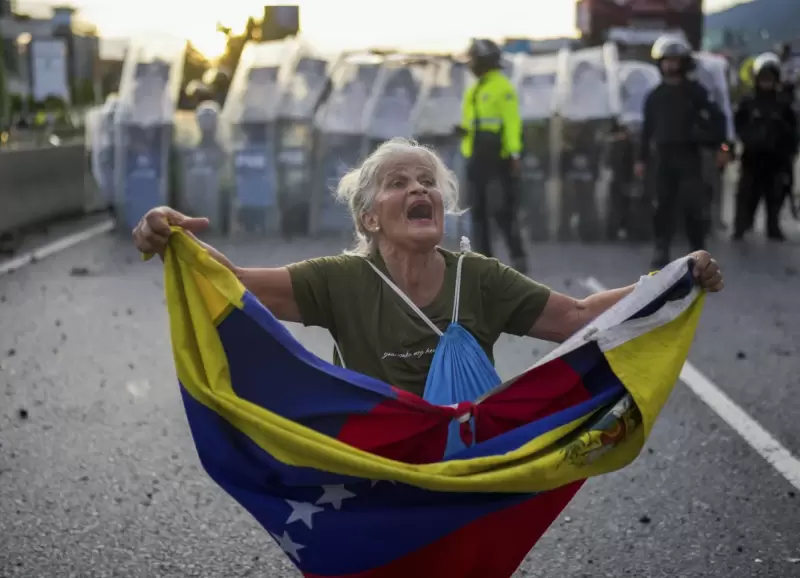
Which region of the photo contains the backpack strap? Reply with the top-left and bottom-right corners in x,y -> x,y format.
332,340 -> 346,369
364,259 -> 444,337
451,254 -> 466,324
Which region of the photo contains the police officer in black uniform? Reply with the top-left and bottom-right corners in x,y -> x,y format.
635,35 -> 726,269
732,52 -> 798,241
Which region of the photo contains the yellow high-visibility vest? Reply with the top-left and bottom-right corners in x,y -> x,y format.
459,69 -> 522,160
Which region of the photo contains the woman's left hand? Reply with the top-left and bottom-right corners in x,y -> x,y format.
689,251 -> 724,293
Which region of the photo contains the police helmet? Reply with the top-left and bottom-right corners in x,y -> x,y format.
752,52 -> 782,81
467,38 -> 502,68
196,101 -> 221,133
651,35 -> 692,61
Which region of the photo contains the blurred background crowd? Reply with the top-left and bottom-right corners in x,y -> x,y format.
1,0 -> 798,248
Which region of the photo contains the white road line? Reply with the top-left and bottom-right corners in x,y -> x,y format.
582,275 -> 800,492
0,219 -> 115,277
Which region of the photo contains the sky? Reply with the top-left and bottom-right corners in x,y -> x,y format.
17,0 -> 750,60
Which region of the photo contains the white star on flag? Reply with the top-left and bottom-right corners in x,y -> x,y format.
271,530 -> 305,562
285,499 -> 324,529
316,485 -> 356,510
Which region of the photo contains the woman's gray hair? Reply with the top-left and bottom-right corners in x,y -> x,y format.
335,137 -> 464,255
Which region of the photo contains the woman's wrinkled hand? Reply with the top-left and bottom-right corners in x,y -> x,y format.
688,250 -> 724,293
132,207 -> 209,257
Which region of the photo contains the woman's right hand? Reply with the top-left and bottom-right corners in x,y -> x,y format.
132,207 -> 209,257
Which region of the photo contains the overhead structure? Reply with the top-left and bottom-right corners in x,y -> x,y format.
575,0 -> 703,57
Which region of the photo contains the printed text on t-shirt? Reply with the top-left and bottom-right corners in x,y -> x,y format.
381,348 -> 436,361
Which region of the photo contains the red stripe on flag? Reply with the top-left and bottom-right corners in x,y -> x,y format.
337,390 -> 449,464
303,481 -> 585,578
337,359 -> 592,462
475,358 -> 591,442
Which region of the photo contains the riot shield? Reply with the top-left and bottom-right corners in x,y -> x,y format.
175,103 -> 228,234
412,58 -> 467,139
555,44 -> 622,242
113,35 -> 185,231
88,96 -> 118,210
83,106 -> 102,210
222,40 -> 292,236
692,52 -> 735,144
364,55 -> 425,147
310,53 -> 383,238
222,41 -> 295,127
611,61 -> 661,241
514,52 -> 559,241
276,50 -> 332,238
618,61 -> 660,126
555,44 -> 622,122
412,58 -> 470,245
692,52 -> 735,231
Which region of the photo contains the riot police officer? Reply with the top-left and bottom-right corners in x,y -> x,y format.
732,53 -> 798,241
458,38 -> 527,271
635,35 -> 726,269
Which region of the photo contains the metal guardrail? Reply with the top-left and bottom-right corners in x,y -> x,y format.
0,142 -> 92,238
0,128 -> 85,151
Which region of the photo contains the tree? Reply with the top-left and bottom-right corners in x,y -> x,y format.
177,42 -> 211,110
217,17 -> 258,75
184,42 -> 209,84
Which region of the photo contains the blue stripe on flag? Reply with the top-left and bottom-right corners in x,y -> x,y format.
444,383 -> 625,461
215,293 -> 399,437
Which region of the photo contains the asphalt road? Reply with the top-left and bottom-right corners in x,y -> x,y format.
1,222 -> 799,578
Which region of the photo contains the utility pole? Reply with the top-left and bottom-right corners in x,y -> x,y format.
0,8 -> 8,129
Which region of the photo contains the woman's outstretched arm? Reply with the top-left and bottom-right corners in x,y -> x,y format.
527,285 -> 636,343
528,252 -> 723,343
132,207 -> 302,323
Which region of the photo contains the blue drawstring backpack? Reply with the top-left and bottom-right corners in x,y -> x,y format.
355,237 -> 502,457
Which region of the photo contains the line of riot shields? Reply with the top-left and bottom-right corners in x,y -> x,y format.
88,37 -> 734,245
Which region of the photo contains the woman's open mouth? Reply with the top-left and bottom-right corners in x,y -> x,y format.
406,202 -> 433,223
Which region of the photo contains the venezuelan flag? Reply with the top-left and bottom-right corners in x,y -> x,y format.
162,230 -> 704,578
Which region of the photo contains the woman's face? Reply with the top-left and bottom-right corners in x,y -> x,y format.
366,151 -> 445,252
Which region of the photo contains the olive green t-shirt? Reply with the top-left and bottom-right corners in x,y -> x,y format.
287,249 -> 551,397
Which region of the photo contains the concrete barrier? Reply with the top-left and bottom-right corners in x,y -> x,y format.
0,142 -> 92,237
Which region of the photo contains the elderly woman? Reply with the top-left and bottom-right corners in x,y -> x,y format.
133,138 -> 723,397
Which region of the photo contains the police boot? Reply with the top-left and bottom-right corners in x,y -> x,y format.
767,228 -> 786,242
766,208 -> 785,242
